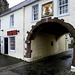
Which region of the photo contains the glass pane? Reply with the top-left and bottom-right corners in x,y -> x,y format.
33,4 -> 38,20
10,37 -> 15,50
59,0 -> 62,5
60,10 -> 62,14
0,36 -> 1,45
65,0 -> 68,3
59,0 -> 68,15
34,14 -> 38,20
63,0 -> 65,4
63,5 -> 68,14
60,6 -> 63,14
11,15 -> 14,26
61,1 -> 63,5
66,9 -> 68,13
0,20 -> 1,29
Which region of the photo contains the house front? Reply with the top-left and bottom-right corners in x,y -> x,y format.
0,0 -> 75,72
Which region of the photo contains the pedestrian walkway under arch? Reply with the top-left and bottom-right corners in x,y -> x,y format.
25,17 -> 75,68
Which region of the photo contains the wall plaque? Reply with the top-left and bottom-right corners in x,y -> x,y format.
7,30 -> 17,36
42,2 -> 53,17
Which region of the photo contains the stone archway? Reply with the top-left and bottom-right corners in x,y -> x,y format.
25,17 -> 75,68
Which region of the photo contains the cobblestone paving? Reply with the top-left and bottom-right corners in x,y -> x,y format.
0,54 -> 23,67
0,50 -> 75,75
0,61 -> 28,75
11,50 -> 75,75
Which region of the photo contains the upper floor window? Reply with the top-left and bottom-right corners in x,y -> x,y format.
10,14 -> 14,27
58,0 -> 69,16
0,19 -> 1,29
32,3 -> 39,22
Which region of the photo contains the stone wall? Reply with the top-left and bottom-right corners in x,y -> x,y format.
0,0 -> 9,14
31,33 -> 69,61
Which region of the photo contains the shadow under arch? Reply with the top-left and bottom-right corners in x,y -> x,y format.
25,17 -> 75,66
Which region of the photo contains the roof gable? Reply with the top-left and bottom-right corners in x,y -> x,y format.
0,0 -> 38,17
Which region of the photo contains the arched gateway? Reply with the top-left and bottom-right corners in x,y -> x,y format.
25,17 -> 75,71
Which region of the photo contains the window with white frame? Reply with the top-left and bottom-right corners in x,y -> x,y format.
9,37 -> 15,51
32,3 -> 39,21
0,36 -> 1,45
58,0 -> 69,16
0,19 -> 1,29
10,14 -> 14,27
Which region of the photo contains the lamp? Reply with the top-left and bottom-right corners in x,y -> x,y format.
17,30 -> 20,33
0,30 -> 4,31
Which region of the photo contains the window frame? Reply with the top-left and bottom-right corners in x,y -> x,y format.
56,0 -> 70,17
10,14 -> 14,28
31,2 -> 39,22
8,36 -> 16,52
0,19 -> 1,30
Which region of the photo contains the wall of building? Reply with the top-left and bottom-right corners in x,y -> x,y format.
0,8 -> 24,59
24,0 -> 73,61
0,0 -> 73,62
54,0 -> 75,28
31,33 -> 68,61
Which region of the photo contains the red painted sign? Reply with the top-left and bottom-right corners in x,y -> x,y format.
7,30 -> 17,36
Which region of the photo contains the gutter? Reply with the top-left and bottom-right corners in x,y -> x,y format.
22,7 -> 25,59
0,0 -> 39,17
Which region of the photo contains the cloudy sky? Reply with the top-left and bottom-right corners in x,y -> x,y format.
7,0 -> 25,8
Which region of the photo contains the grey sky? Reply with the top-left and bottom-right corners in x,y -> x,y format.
7,0 -> 25,8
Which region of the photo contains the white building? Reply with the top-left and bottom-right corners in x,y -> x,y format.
0,0 -> 75,72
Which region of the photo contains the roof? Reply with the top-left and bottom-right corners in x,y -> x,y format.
0,0 -> 38,17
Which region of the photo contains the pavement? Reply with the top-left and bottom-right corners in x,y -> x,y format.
0,49 -> 75,75
0,54 -> 23,67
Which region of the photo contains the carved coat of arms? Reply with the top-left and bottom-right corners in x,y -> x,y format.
42,2 -> 53,17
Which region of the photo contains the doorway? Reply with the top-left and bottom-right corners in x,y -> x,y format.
4,38 -> 8,54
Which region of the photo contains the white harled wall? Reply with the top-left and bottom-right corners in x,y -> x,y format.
24,0 -> 73,61
0,0 -> 73,61
0,8 -> 24,59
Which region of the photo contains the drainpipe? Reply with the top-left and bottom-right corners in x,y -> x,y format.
71,37 -> 75,72
22,7 -> 25,60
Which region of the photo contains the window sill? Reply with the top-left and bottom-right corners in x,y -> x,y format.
58,13 -> 70,17
9,50 -> 16,52
31,19 -> 39,23
9,26 -> 14,28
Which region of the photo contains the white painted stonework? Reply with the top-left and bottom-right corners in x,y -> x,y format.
71,66 -> 75,72
0,0 -> 74,64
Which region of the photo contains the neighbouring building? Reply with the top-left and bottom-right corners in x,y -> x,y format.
0,0 -> 75,72
0,0 -> 9,14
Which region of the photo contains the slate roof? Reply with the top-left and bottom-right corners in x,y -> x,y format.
0,0 -> 38,17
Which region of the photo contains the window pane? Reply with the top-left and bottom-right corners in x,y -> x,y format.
65,0 -> 68,3
34,14 -> 38,20
32,4 -> 38,21
0,20 -> 1,29
10,37 -> 15,50
63,0 -> 65,4
10,15 -> 14,27
60,6 -> 63,11
61,1 -> 63,5
59,0 -> 68,15
0,36 -> 1,46
63,5 -> 68,13
60,10 -> 63,14
59,0 -> 62,5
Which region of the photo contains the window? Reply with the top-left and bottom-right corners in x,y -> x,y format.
32,3 -> 39,22
58,0 -> 69,16
0,36 -> 1,46
51,41 -> 53,46
0,19 -> 1,29
10,14 -> 14,27
9,37 -> 15,51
